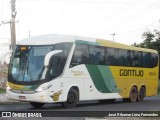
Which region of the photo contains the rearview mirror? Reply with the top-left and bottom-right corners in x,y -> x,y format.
44,50 -> 63,67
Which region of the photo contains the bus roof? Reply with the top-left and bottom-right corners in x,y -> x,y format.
96,39 -> 158,54
17,34 -> 95,45
76,39 -> 158,54
17,34 -> 158,54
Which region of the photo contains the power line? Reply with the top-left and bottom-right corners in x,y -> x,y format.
111,1 -> 160,28
97,1 -> 160,36
80,0 -> 157,33
78,0 -> 137,33
75,0 -> 160,36
117,21 -> 159,39
15,0 -> 160,41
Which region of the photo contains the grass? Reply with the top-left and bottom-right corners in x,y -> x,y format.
0,88 -> 6,93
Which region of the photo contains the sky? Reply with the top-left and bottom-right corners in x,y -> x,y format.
0,0 -> 160,48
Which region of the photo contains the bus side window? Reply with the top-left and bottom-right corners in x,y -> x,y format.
137,51 -> 143,67
126,50 -> 132,66
70,44 -> 89,67
143,52 -> 151,68
89,46 -> 105,65
118,49 -> 133,67
132,51 -> 142,67
119,49 -> 126,66
99,47 -> 105,65
105,47 -> 118,66
151,53 -> 158,68
48,54 -> 62,80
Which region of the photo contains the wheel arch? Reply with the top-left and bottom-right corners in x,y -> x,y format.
139,84 -> 146,95
64,85 -> 80,101
140,85 -> 146,90
127,84 -> 138,97
132,84 -> 138,89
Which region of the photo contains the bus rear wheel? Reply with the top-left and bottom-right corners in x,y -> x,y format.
30,102 -> 45,108
129,86 -> 138,102
62,89 -> 79,108
137,87 -> 146,102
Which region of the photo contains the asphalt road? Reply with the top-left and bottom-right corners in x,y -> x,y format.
0,96 -> 160,111
0,96 -> 160,119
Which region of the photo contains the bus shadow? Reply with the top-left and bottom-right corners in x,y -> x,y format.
29,99 -> 137,110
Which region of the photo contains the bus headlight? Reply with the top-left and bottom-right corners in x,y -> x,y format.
35,85 -> 52,93
6,82 -> 11,90
6,86 -> 11,90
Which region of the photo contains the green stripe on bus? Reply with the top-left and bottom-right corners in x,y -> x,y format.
98,66 -> 118,93
30,84 -> 41,90
86,65 -> 120,93
86,65 -> 111,93
75,40 -> 100,46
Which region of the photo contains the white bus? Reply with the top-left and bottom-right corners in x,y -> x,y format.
6,34 -> 159,108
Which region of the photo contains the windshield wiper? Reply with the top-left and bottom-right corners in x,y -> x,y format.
25,61 -> 33,82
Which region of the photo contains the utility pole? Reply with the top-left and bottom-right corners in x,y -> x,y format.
2,0 -> 17,50
110,33 -> 117,42
10,0 -> 16,50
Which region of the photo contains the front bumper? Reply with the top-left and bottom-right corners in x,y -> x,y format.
6,88 -> 49,103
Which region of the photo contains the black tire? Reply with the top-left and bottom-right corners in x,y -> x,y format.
122,98 -> 130,102
30,102 -> 45,108
137,87 -> 146,102
62,89 -> 79,108
99,99 -> 115,104
128,86 -> 138,102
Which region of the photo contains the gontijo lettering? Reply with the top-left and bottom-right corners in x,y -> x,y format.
120,69 -> 144,77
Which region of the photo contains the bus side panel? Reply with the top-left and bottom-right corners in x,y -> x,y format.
85,65 -> 122,100
47,78 -> 65,103
109,66 -> 159,98
64,65 -> 98,101
65,64 -> 122,101
61,65 -> 158,101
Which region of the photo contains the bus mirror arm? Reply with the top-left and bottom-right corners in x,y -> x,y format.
44,50 -> 63,67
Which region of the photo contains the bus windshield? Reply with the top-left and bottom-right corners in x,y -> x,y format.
8,43 -> 72,84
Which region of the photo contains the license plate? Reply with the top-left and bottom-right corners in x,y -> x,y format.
19,96 -> 26,100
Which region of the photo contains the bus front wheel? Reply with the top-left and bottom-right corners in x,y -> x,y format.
62,89 -> 79,108
30,102 -> 45,108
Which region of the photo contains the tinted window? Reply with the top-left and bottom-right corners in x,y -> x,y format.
8,43 -> 73,83
143,52 -> 151,68
70,43 -> 158,68
126,50 -> 132,66
89,46 -> 105,65
105,48 -> 118,66
54,42 -> 73,58
119,49 -> 128,66
70,44 -> 89,67
47,53 -> 64,80
132,51 -> 142,67
151,53 -> 158,67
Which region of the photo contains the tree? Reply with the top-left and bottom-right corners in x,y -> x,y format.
133,27 -> 160,54
133,26 -> 160,80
